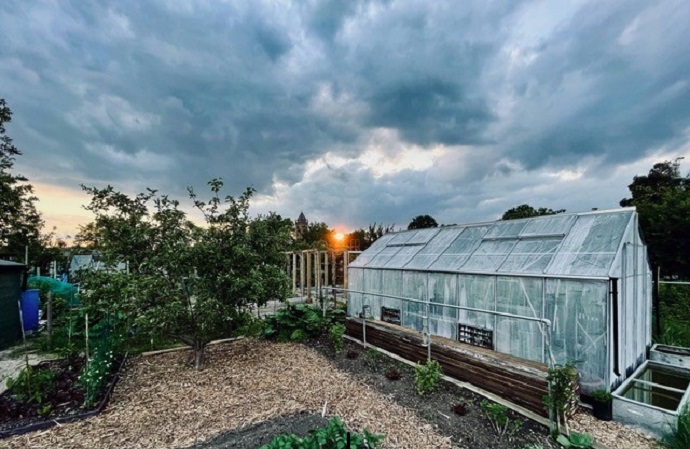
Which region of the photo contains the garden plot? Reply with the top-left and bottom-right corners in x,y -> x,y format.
0,340 -> 452,449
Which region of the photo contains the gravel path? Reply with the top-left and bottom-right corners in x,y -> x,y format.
0,340 -> 452,449
570,411 -> 659,449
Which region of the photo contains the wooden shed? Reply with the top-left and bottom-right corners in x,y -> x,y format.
0,260 -> 24,350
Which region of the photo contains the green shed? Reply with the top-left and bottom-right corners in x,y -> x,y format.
0,260 -> 25,350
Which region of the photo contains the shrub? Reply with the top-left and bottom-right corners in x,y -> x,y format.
329,323 -> 346,354
258,416 -> 384,449
5,365 -> 56,404
414,360 -> 441,396
543,361 -> 579,435
663,404 -> 690,449
263,304 -> 326,342
480,400 -> 523,440
385,369 -> 401,381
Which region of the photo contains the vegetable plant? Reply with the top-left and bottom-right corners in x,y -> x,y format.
556,432 -> 593,448
5,366 -> 56,404
258,416 -> 384,449
414,360 -> 441,396
543,361 -> 579,435
329,323 -> 346,354
480,400 -> 523,440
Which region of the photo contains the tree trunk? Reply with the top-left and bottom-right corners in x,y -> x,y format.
194,342 -> 205,370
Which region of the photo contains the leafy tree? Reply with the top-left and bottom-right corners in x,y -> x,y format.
620,159 -> 690,278
408,214 -> 438,230
0,98 -> 44,264
294,221 -> 332,249
81,179 -> 292,369
501,204 -> 565,220
346,222 -> 396,251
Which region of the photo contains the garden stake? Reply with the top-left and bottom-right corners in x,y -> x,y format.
85,312 -> 90,366
17,298 -> 32,399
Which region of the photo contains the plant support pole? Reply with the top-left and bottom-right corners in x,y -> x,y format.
47,291 -> 53,350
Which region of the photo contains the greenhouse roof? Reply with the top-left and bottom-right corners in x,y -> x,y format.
349,208 -> 637,278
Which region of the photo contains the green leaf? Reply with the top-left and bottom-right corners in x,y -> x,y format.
556,434 -> 572,447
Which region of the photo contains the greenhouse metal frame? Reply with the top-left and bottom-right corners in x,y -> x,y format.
347,208 -> 651,393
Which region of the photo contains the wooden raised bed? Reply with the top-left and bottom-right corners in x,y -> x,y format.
345,317 -> 551,416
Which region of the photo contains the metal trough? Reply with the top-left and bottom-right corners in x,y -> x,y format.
612,359 -> 690,438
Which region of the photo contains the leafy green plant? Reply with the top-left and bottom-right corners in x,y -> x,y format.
258,416 -> 384,449
414,360 -> 441,396
544,361 -> 579,435
521,445 -> 545,449
363,348 -> 383,367
556,432 -> 593,448
591,390 -> 612,404
79,325 -> 121,408
263,303 -> 326,342
6,366 -> 56,404
480,400 -> 523,440
38,404 -> 53,417
329,323 -> 346,353
663,404 -> 690,449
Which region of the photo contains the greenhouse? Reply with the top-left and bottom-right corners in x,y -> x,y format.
347,208 -> 651,394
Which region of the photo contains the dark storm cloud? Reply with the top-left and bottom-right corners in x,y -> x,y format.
499,0 -> 690,170
1,0 -> 690,232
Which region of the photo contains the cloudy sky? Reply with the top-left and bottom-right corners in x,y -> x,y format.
2,0 -> 690,237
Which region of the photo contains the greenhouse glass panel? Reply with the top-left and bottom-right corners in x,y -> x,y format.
458,275 -> 495,332
349,233 -> 395,267
461,239 -> 517,272
406,228 -> 440,245
387,231 -> 416,246
383,244 -> 425,268
402,271 -> 427,332
520,214 -> 577,238
545,279 -> 608,393
428,273 -> 457,340
380,270 -> 404,316
546,212 -> 632,276
348,268 -> 364,317
484,220 -> 529,239
406,227 -> 466,269
362,269 -> 383,319
365,246 -> 403,268
494,277 -> 545,362
498,238 -> 562,273
430,226 -> 490,271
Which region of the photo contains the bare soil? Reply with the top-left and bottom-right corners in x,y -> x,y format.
181,412 -> 327,449
310,337 -> 553,449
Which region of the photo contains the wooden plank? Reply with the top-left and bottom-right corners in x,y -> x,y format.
347,317 -> 551,416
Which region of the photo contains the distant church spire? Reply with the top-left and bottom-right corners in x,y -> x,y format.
295,211 -> 308,236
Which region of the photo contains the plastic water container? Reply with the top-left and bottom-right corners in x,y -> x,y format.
20,289 -> 40,332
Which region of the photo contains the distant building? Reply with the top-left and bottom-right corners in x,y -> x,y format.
295,212 -> 308,236
69,254 -> 126,278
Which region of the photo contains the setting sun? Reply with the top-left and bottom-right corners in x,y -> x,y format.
333,232 -> 345,241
